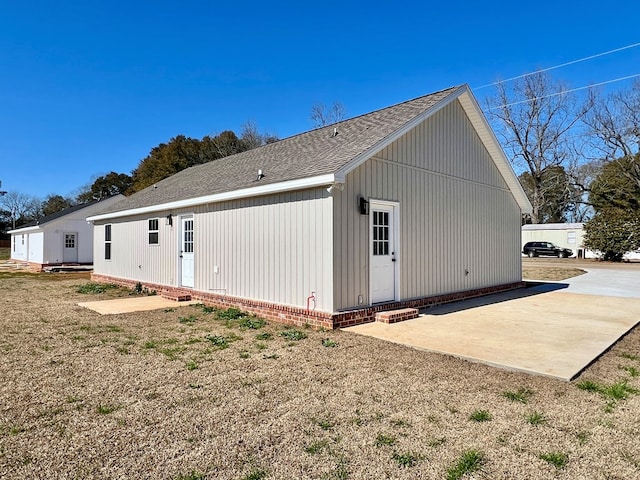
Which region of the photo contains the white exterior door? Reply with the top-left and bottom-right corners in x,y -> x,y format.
180,217 -> 194,288
63,232 -> 78,263
370,202 -> 398,303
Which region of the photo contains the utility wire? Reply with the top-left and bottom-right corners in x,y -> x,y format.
484,73 -> 640,110
474,42 -> 640,89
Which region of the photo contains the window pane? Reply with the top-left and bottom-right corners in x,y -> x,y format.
105,243 -> 111,260
149,232 -> 159,244
105,225 -> 111,242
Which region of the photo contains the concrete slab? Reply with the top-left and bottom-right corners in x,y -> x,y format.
78,296 -> 199,315
344,288 -> 640,380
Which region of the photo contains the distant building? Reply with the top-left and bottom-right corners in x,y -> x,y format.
8,196 -> 123,271
522,223 -> 640,260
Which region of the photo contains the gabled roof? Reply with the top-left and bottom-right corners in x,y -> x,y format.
9,195 -> 125,234
89,85 -> 531,221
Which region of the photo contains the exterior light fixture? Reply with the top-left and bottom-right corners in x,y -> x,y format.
359,197 -> 369,215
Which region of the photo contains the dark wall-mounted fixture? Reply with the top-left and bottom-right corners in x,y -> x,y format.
166,213 -> 173,226
359,197 -> 369,215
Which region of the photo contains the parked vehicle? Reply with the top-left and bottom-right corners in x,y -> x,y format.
522,241 -> 573,258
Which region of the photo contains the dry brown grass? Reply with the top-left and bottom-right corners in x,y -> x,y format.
1,273 -> 640,479
522,265 -> 586,281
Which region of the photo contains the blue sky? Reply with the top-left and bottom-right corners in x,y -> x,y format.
1,0 -> 639,198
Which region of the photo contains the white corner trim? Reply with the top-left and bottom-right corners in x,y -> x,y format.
87,174 -> 341,221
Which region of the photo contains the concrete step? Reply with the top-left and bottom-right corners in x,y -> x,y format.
375,308 -> 419,324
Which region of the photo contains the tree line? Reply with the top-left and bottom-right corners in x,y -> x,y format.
487,73 -> 640,260
0,122 -> 276,233
2,79 -> 639,260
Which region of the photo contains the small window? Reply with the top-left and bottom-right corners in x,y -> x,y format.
148,219 -> 159,245
105,224 -> 112,260
21,234 -> 25,245
12,236 -> 15,252
567,231 -> 576,244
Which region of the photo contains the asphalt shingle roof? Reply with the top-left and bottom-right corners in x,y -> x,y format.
101,86 -> 459,214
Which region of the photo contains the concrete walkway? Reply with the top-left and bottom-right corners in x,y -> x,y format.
345,270 -> 640,380
78,296 -> 199,314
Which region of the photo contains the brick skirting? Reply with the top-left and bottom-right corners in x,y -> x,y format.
90,273 -> 525,330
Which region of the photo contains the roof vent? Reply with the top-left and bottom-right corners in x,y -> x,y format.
256,169 -> 265,181
332,127 -> 339,137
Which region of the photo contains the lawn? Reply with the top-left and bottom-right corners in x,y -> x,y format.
1,273 -> 639,479
0,247 -> 9,261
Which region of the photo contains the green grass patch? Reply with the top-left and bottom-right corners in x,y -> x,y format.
238,317 -> 266,330
178,315 -> 197,325
390,418 -> 411,428
217,307 -> 244,320
446,449 -> 485,480
526,411 -> 547,425
374,433 -> 396,447
469,410 -> 492,422
305,439 -> 330,454
577,379 -> 638,402
204,332 -> 242,350
173,471 -> 205,480
96,404 -> 120,415
619,352 -> 640,361
255,332 -> 272,341
621,365 -> 640,377
76,283 -> 118,294
502,388 -> 533,403
240,469 -> 267,480
185,360 -> 198,371
279,329 -> 307,341
539,451 -> 568,469
392,451 -> 421,468
322,338 -> 338,347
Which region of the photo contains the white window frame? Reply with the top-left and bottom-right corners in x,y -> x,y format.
105,224 -> 112,260
148,218 -> 159,245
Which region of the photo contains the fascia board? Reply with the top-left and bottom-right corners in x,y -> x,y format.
456,90 -> 533,213
87,173 -> 339,222
8,225 -> 41,234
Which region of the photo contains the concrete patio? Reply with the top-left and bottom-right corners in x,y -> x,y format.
344,269 -> 640,380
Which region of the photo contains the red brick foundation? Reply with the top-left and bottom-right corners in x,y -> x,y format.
90,273 -> 525,330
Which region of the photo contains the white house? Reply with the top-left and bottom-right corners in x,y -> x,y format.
88,85 -> 532,328
9,196 -> 123,271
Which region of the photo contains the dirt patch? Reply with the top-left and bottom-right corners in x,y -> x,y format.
1,276 -> 640,479
522,266 -> 586,281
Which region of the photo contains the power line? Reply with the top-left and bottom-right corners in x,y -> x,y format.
484,73 -> 640,110
475,42 -> 640,89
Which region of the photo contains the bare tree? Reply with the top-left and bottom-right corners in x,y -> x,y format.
486,71 -> 593,223
0,191 -> 41,229
584,80 -> 640,189
310,101 -> 346,128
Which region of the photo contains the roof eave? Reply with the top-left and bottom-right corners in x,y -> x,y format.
87,173 -> 341,222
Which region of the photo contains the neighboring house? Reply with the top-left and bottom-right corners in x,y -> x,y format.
522,223 -> 640,260
8,195 -> 123,271
88,85 -> 532,328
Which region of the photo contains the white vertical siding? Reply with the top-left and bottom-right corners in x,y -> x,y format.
93,213 -> 178,286
333,99 -> 522,310
28,232 -> 44,264
194,188 -> 334,312
93,188 -> 334,312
